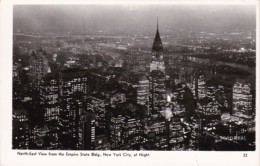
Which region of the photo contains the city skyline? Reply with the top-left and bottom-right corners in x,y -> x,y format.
12,5 -> 256,151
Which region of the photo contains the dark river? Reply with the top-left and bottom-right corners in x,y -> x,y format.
187,56 -> 256,89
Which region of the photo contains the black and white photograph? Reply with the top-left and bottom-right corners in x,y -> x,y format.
12,4 -> 257,151
0,0 -> 259,166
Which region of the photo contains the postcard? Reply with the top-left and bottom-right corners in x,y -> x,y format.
0,0 -> 259,166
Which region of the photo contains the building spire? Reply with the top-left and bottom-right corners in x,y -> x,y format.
152,18 -> 163,55
157,17 -> 159,31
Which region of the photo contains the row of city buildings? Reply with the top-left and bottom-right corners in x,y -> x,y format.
13,23 -> 255,150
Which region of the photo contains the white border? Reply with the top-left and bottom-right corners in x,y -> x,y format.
1,0 -> 259,166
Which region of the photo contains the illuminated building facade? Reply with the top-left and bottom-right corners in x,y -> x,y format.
78,111 -> 95,150
232,82 -> 253,116
110,115 -> 125,149
40,73 -> 59,121
29,48 -> 49,90
12,108 -> 29,149
59,69 -> 88,148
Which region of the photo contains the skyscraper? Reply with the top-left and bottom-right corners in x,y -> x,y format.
152,19 -> 163,56
59,69 -> 88,149
40,73 -> 59,122
29,48 -> 49,90
13,107 -> 29,149
137,75 -> 150,109
150,19 -> 165,73
149,20 -> 167,113
78,111 -> 95,150
197,75 -> 207,99
110,115 -> 125,149
232,82 -> 253,116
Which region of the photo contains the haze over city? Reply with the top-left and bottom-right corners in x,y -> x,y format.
14,5 -> 256,35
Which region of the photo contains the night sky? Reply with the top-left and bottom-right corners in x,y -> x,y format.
13,5 -> 256,34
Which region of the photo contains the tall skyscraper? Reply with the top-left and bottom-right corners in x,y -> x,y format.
12,107 -> 29,149
78,111 -> 95,150
59,69 -> 88,149
232,82 -> 253,116
89,94 -> 108,129
149,71 -> 167,113
29,48 -> 49,90
40,73 -> 59,122
197,75 -> 207,99
149,20 -> 167,113
122,117 -> 143,150
150,19 -> 165,73
110,115 -> 125,149
137,75 -> 150,108
191,74 -> 207,99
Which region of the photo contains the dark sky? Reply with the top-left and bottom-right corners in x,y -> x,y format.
13,5 -> 256,35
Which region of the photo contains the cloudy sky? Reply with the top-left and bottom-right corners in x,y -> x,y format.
13,5 -> 256,35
